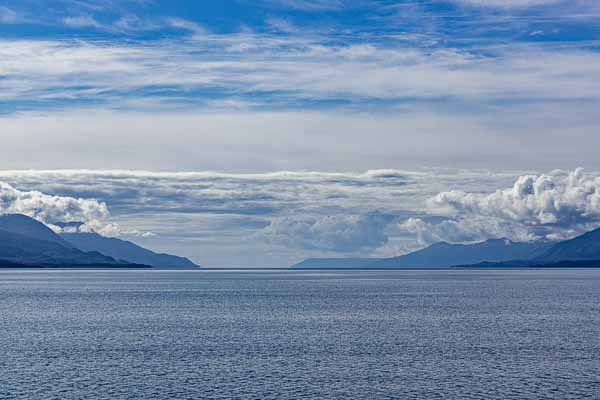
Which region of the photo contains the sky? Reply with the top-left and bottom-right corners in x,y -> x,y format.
1,0 -> 600,267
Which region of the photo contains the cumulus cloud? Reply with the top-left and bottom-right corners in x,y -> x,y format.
0,181 -> 109,226
0,180 -> 153,237
264,213 -> 394,252
428,168 -> 600,240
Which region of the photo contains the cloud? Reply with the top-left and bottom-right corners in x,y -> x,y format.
428,169 -> 600,238
396,216 -> 536,246
2,35 -> 600,113
264,213 -> 394,252
63,15 -> 103,28
0,180 -> 109,228
2,168 -> 600,266
0,168 -> 502,265
0,179 -> 156,237
266,16 -> 299,33
0,6 -> 18,23
165,17 -> 207,34
269,0 -> 344,11
453,0 -> 562,8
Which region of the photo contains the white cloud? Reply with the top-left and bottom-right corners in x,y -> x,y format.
0,179 -> 156,238
270,0 -> 344,11
63,15 -> 103,28
0,181 -> 108,227
2,104 -> 600,172
266,16 -> 299,33
0,168 -> 520,266
4,168 -> 600,266
454,0 -> 562,8
264,213 -> 394,252
429,169 -> 600,238
165,17 -> 207,34
1,38 -> 600,110
396,216 -> 536,246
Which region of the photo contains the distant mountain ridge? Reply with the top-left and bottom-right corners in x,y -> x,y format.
371,238 -> 553,269
0,227 -> 134,267
536,228 -> 600,262
0,214 -> 74,248
454,227 -> 600,268
292,238 -> 555,269
0,214 -> 198,268
61,232 -> 199,268
293,227 -> 600,269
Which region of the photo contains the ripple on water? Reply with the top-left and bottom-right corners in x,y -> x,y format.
0,269 -> 599,399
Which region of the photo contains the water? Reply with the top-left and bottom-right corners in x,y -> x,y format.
1,269 -> 599,399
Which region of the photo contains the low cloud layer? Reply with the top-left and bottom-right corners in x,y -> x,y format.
265,213 -> 394,252
2,168 -> 600,266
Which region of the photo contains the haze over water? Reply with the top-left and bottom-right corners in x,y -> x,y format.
1,269 -> 598,399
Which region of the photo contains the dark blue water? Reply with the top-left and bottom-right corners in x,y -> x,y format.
1,269 -> 599,399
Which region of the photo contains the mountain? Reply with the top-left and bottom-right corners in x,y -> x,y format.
457,227 -> 600,268
291,258 -> 384,269
452,259 -> 600,269
0,214 -> 148,268
0,227 -> 137,267
370,239 -> 553,268
61,232 -> 199,268
0,214 -> 73,248
536,228 -> 600,262
293,238 -> 554,269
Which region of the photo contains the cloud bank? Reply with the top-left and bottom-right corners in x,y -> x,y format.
265,213 -> 394,252
3,168 -> 600,266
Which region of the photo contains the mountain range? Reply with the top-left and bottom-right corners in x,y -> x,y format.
60,232 -> 197,268
292,228 -> 600,269
0,214 -> 199,268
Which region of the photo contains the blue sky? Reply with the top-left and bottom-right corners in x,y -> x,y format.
1,0 -> 600,266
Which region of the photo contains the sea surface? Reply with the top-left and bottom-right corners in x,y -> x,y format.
1,269 -> 599,399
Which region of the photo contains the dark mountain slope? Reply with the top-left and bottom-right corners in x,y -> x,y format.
0,214 -> 73,248
0,228 -> 128,267
367,239 -> 552,269
536,228 -> 600,262
61,232 -> 199,268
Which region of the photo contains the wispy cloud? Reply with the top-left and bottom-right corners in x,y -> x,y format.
165,17 -> 207,35
1,36 -> 600,112
0,6 -> 18,24
453,0 -> 562,8
63,15 -> 103,28
269,0 -> 345,11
